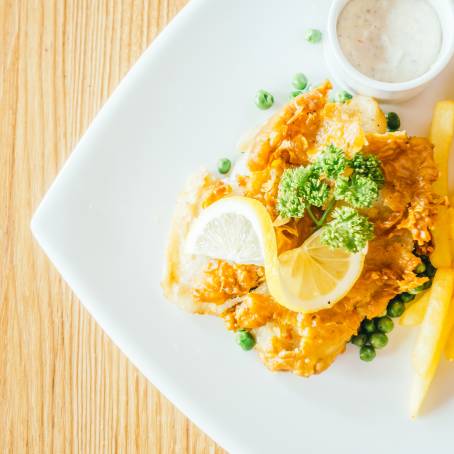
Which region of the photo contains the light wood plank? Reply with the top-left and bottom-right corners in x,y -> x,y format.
0,1 -> 227,452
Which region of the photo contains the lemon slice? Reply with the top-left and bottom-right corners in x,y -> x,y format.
271,229 -> 366,312
185,196 -> 365,313
185,196 -> 275,265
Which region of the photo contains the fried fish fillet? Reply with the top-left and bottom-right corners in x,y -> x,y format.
163,83 -> 439,376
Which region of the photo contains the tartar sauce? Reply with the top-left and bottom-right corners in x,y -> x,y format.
337,0 -> 442,83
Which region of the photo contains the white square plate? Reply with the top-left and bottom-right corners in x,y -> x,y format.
32,1 -> 454,453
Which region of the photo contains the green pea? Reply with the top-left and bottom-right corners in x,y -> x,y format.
255,90 -> 274,110
236,329 -> 256,351
387,300 -> 405,318
369,332 -> 388,349
376,316 -> 394,334
360,319 -> 376,334
423,280 -> 433,290
217,158 -> 231,175
422,262 -> 437,279
305,28 -> 322,44
414,254 -> 436,278
359,345 -> 376,362
351,334 -> 368,347
386,112 -> 401,131
290,84 -> 313,99
426,263 -> 437,278
414,262 -> 426,274
290,90 -> 303,99
336,90 -> 353,103
400,292 -> 415,303
423,258 -> 437,278
409,280 -> 432,295
292,73 -> 308,91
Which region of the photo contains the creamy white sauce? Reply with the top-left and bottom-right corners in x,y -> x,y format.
337,0 -> 442,83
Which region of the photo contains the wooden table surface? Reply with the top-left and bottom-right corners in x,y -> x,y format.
0,1 -> 226,452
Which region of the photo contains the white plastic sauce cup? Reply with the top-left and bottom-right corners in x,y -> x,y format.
325,0 -> 454,103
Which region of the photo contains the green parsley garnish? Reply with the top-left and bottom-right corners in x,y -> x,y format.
277,145 -> 383,253
316,144 -> 348,179
298,167 -> 330,207
349,153 -> 384,187
334,174 -> 379,208
277,167 -> 306,218
320,207 -> 374,253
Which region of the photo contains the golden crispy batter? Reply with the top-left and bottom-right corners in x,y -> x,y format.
163,172 -> 213,298
364,133 -> 440,243
315,101 -> 366,156
193,261 -> 265,305
223,293 -> 286,330
201,179 -> 232,208
275,217 -> 314,255
240,82 -> 332,218
163,172 -> 235,315
248,81 -> 332,172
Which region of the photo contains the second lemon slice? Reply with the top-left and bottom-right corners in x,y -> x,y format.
270,229 -> 366,313
185,196 -> 366,313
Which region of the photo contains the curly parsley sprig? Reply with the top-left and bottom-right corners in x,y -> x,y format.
316,144 -> 348,179
277,145 -> 384,253
349,152 -> 385,187
334,174 -> 379,208
321,207 -> 374,253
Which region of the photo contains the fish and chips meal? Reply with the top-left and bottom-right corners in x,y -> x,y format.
163,78 -> 454,417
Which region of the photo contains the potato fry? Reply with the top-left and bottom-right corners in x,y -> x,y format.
400,291 -> 431,327
412,269 -> 454,374
430,206 -> 452,268
410,374 -> 432,420
410,268 -> 454,418
429,100 -> 454,196
442,289 -> 454,361
445,324 -> 454,361
447,207 -> 454,263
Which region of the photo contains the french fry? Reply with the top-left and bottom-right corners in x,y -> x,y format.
410,375 -> 432,419
408,103 -> 454,417
430,206 -> 452,268
429,101 -> 454,266
442,289 -> 454,361
445,324 -> 454,361
412,269 -> 454,375
448,207 -> 454,263
400,291 -> 431,327
410,268 -> 454,418
429,100 -> 454,197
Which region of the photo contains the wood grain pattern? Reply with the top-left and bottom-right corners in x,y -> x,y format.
0,1 -> 226,452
